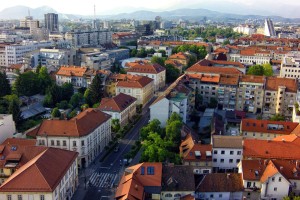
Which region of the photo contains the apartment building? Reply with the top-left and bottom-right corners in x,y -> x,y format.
28,109 -> 111,168
212,135 -> 243,172
197,59 -> 246,74
20,16 -> 40,34
150,75 -> 192,127
263,77 -> 297,118
239,50 -> 271,65
99,93 -> 137,127
240,118 -> 298,140
127,62 -> 166,92
112,32 -> 138,46
168,52 -> 190,67
0,146 -> 78,200
56,66 -> 88,87
236,75 -> 265,114
116,75 -> 154,106
185,62 -> 242,76
0,114 -> 16,144
280,52 -> 300,79
65,30 -> 112,48
218,75 -> 239,111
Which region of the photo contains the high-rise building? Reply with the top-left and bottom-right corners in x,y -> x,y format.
264,18 -> 276,37
44,13 -> 59,33
20,16 -> 40,34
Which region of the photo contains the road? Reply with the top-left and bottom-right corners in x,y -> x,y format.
72,100 -> 152,200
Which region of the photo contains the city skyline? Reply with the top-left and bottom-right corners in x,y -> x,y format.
1,0 -> 300,18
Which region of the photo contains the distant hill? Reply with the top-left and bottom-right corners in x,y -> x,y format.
0,6 -> 299,23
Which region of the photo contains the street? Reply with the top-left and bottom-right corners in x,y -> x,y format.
72,100 -> 152,200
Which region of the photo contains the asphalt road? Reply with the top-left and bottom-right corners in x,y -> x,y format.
81,103 -> 151,200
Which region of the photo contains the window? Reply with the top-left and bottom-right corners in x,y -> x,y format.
210,194 -> 214,198
51,140 -> 54,146
213,158 -> 217,162
57,140 -> 60,146
247,182 -> 251,188
237,151 -> 241,155
147,166 -> 155,175
279,177 -> 282,182
274,187 -> 277,191
213,150 -> 218,154
229,159 -> 233,163
219,194 -> 223,198
81,140 -> 85,146
221,159 -> 224,163
230,151 -> 234,155
141,167 -> 145,175
17,195 -> 22,200
236,159 -> 240,163
63,141 -> 67,146
165,193 -> 172,197
73,141 -> 77,147
272,177 -> 275,182
174,194 -> 181,198
7,195 -> 12,200
221,150 -> 225,154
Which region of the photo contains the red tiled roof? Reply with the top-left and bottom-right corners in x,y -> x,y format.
219,74 -> 239,85
240,160 -> 267,181
34,109 -> 111,137
56,66 -> 88,77
99,93 -> 137,112
265,77 -> 297,93
198,59 -> 244,69
241,119 -> 298,135
240,75 -> 265,83
127,63 -> 165,74
116,75 -> 153,88
169,52 -> 189,60
0,148 -> 78,192
186,65 -> 242,75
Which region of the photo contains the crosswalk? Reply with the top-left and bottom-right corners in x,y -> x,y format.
88,172 -> 117,188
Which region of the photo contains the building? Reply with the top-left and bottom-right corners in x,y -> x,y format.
263,77 -> 297,118
116,75 -> 154,106
126,62 -> 166,92
65,30 -> 112,48
185,63 -> 242,76
44,13 -> 59,33
56,66 -> 89,87
239,50 -> 271,65
27,108 -> 111,168
236,75 -> 265,114
280,52 -> 300,79
150,75 -> 193,127
0,146 -> 78,200
212,135 -> 243,172
218,75 -> 239,111
20,16 -> 39,34
99,93 -> 137,127
168,52 -> 190,67
264,19 -> 276,37
233,25 -> 256,35
0,114 -> 16,144
115,162 -> 162,200
197,59 -> 246,74
240,119 -> 298,140
112,32 -> 138,46
195,173 -> 244,200
180,134 -> 212,173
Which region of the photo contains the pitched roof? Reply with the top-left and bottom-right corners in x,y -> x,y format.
0,148 -> 78,192
241,119 -> 298,135
219,74 -> 239,85
56,66 -> 88,77
186,64 -> 242,75
243,136 -> 300,160
197,59 -> 244,69
115,163 -> 162,200
99,93 -> 137,112
127,63 -> 165,74
265,77 -> 297,93
34,109 -> 111,137
212,135 -> 243,149
196,173 -> 243,192
116,75 -> 154,88
240,160 -> 267,181
169,52 -> 189,60
240,75 -> 265,83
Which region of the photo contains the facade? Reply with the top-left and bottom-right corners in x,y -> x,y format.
0,146 -> 78,200
112,32 -> 138,46
150,75 -> 193,127
239,50 -> 271,65
99,93 -> 137,127
126,62 -> 166,92
56,66 -> 89,87
44,13 -> 59,33
241,119 -> 298,140
212,135 -> 243,172
168,52 -> 190,67
233,25 -> 256,35
28,108 -> 111,168
218,75 -> 239,111
20,16 -> 40,34
264,18 -> 276,37
280,52 -> 300,79
236,75 -> 265,114
116,75 -> 154,106
65,30 -> 112,48
263,77 -> 297,118
0,114 -> 16,144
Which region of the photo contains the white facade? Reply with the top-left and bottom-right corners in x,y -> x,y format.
0,114 -> 16,144
36,118 -> 111,168
195,192 -> 243,200
261,173 -> 289,200
56,74 -> 87,88
239,53 -> 271,65
212,148 -> 243,171
233,25 -> 256,35
280,52 -> 300,79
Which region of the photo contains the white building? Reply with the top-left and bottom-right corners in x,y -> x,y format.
264,19 -> 276,37
29,108 -> 111,168
239,50 -> 271,65
0,147 -> 78,200
212,135 -> 243,172
55,66 -> 89,87
4,40 -> 52,67
233,25 -> 256,36
0,114 -> 16,144
280,52 -> 300,79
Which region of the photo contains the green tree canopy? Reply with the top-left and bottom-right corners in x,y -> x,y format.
51,107 -> 61,118
89,74 -> 103,106
69,93 -> 83,108
14,71 -> 40,96
140,119 -> 163,141
247,64 -> 273,76
262,63 -> 273,76
38,66 -> 52,94
0,72 -> 11,97
61,83 -> 74,101
151,56 -> 165,67
165,64 -> 180,83
83,89 -> 93,107
270,114 -> 285,121
5,94 -> 22,124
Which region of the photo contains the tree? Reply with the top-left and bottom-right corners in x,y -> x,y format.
130,49 -> 137,57
38,66 -> 52,94
247,65 -> 264,76
0,72 -> 11,97
51,107 -> 61,118
140,119 -> 163,140
136,48 -> 147,58
45,84 -> 62,107
167,112 -> 182,124
263,63 -> 273,76
56,100 -> 70,109
223,39 -> 230,45
151,56 -> 165,67
166,120 -> 182,147
68,110 -> 77,118
14,71 -> 40,96
83,89 -> 93,107
208,97 -> 218,108
112,119 -> 121,133
165,64 -> 180,83
195,88 -> 203,109
157,50 -> 166,57
69,93 -> 83,108
61,83 -> 74,101
5,95 -> 22,124
198,46 -> 207,59
89,74 -> 103,106
270,114 -> 285,121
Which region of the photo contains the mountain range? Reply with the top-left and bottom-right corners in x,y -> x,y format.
0,6 -> 299,23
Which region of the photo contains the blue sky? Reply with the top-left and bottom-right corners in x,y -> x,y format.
1,0 -> 300,18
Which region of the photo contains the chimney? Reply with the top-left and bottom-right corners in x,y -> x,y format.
280,166 -> 284,171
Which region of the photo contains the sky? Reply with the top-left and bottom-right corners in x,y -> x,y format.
1,0 -> 300,18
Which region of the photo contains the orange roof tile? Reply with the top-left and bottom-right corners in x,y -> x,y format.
169,52 -> 189,60
201,75 -> 220,83
265,77 -> 297,93
219,74 -> 239,85
99,93 -> 137,112
127,63 -> 165,74
198,59 -> 244,69
116,75 -> 153,88
186,65 -> 242,75
240,75 -> 265,83
241,119 -> 298,135
240,160 -> 267,181
56,66 -> 88,77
